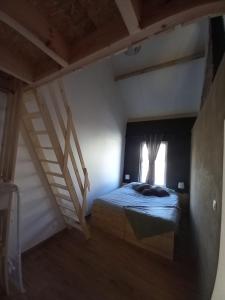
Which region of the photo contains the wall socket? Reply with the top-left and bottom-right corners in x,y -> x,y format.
125,174 -> 130,180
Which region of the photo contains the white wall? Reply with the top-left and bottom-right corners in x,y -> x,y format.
112,20 -> 208,120
113,20 -> 207,77
60,59 -> 126,212
116,58 -> 205,119
1,92 -> 61,253
14,59 -> 126,251
14,134 -> 65,251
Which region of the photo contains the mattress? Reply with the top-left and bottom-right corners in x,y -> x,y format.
94,183 -> 180,238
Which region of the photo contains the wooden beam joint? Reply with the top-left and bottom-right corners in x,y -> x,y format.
115,0 -> 141,34
0,1 -> 69,67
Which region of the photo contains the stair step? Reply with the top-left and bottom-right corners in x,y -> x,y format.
62,213 -> 78,222
55,193 -> 71,202
61,212 -> 76,220
40,159 -> 59,164
29,130 -> 48,135
46,172 -> 63,178
51,183 -> 67,190
58,204 -> 75,212
35,146 -> 53,150
23,112 -> 41,119
64,217 -> 82,231
23,96 -> 34,103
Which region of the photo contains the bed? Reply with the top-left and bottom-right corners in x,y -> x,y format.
91,183 -> 180,260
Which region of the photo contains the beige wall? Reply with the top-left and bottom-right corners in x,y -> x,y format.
212,122 -> 225,299
191,56 -> 225,299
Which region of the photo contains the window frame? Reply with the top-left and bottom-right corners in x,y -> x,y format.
139,141 -> 168,186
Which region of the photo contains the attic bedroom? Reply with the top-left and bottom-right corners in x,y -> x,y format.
0,1 -> 225,300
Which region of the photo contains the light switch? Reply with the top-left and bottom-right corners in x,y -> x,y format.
213,199 -> 217,211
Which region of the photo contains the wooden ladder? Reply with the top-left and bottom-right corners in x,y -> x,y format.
21,80 -> 90,238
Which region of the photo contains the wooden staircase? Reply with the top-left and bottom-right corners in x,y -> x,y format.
21,80 -> 90,238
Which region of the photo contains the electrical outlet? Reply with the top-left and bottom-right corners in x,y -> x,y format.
125,174 -> 130,180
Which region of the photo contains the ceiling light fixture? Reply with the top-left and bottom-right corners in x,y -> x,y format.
125,45 -> 142,56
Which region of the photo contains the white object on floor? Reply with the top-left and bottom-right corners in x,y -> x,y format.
0,182 -> 24,295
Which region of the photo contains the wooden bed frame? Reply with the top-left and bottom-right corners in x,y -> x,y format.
91,201 -> 175,260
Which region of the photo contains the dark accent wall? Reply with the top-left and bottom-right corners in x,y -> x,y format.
123,117 -> 196,192
211,17 -> 225,77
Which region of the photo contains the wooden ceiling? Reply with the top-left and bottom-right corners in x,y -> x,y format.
0,0 -> 225,89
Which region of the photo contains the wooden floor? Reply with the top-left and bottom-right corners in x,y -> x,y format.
2,226 -> 201,300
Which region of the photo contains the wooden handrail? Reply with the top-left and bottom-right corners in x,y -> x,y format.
34,89 -> 82,218
47,84 -> 84,195
82,168 -> 89,218
57,79 -> 90,187
22,88 -> 90,238
63,110 -> 71,174
47,81 -> 90,218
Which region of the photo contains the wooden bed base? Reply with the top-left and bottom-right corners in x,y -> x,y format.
91,202 -> 175,260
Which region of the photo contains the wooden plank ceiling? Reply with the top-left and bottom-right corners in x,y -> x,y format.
0,0 -> 224,87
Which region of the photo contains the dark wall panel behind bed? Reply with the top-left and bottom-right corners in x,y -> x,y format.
123,117 -> 196,192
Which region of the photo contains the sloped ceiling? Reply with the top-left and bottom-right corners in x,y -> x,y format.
112,19 -> 208,120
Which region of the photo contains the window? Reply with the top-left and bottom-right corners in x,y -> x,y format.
140,142 -> 168,186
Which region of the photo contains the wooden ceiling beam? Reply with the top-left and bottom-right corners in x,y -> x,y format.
115,0 -> 141,34
33,20 -> 128,83
0,45 -> 34,84
28,0 -> 225,87
115,51 -> 205,81
0,0 -> 69,67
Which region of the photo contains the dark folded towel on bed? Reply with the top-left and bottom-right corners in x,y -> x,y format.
133,183 -> 151,192
133,183 -> 170,197
142,186 -> 169,197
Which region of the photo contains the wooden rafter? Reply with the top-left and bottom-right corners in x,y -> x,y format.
0,81 -> 23,181
0,44 -> 33,84
33,20 -> 128,83
0,0 -> 224,86
29,0 -> 225,87
115,0 -> 141,34
200,21 -> 213,108
115,52 -> 205,81
0,0 -> 69,67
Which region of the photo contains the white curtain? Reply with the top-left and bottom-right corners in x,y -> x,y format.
145,134 -> 163,185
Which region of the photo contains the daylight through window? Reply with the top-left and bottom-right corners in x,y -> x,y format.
140,142 -> 167,186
